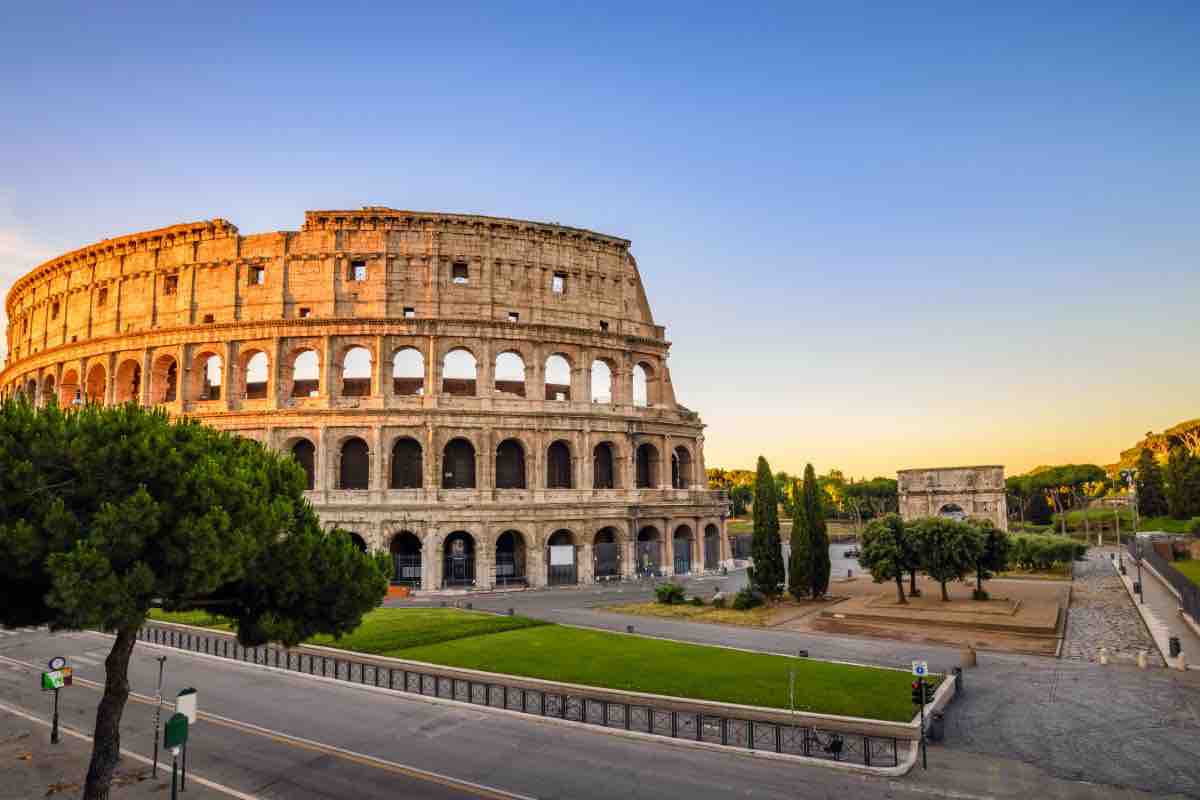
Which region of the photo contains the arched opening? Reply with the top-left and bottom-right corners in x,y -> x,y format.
591,360 -> 613,403
85,363 -> 106,404
636,526 -> 662,577
193,353 -> 223,401
938,503 -> 967,521
346,532 -> 368,552
390,437 -> 423,489
495,439 -> 527,489
636,443 -> 659,488
341,346 -> 372,397
442,349 -> 477,396
392,348 -> 424,396
58,368 -> 80,406
633,363 -> 650,407
593,527 -> 621,580
544,354 -> 571,401
390,531 -> 422,587
149,356 -> 177,404
704,523 -> 721,570
442,531 -> 475,587
442,438 -> 476,489
672,525 -> 694,575
291,439 -> 316,490
41,375 -> 56,406
290,349 -> 320,398
546,440 -> 573,489
115,360 -> 142,404
242,351 -> 269,399
672,446 -> 693,489
24,378 -> 37,403
547,529 -> 577,585
339,437 -> 370,490
495,530 -> 527,586
494,352 -> 526,397
593,442 -> 616,489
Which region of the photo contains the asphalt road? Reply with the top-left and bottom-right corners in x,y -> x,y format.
0,625 -> 1189,799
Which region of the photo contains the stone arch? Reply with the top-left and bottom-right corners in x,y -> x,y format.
290,438 -> 316,490
704,523 -> 721,570
390,530 -> 423,587
85,362 -> 107,404
288,347 -> 321,399
58,368 -> 80,406
442,348 -> 478,397
546,439 -> 573,489
240,349 -> 270,400
636,442 -> 659,488
636,525 -> 662,576
24,377 -> 37,403
442,437 -> 476,489
593,441 -> 618,489
390,437 -> 423,489
672,445 -> 694,489
495,529 -> 528,586
114,359 -> 142,404
672,524 -> 695,574
546,529 -> 578,585
41,374 -> 56,405
345,531 -> 368,552
544,353 -> 571,401
340,344 -> 373,397
392,347 -> 424,396
633,361 -> 655,407
493,350 -> 527,397
442,530 -> 476,587
593,526 -> 622,579
192,350 -> 223,401
938,503 -> 967,521
495,438 -> 527,489
149,355 -> 178,404
338,436 -> 370,490
590,358 -> 614,403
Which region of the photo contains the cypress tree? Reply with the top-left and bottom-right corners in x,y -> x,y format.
787,479 -> 811,600
804,463 -> 831,598
1135,448 -> 1168,518
750,456 -> 785,596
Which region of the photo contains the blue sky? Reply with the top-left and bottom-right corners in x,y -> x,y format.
2,2 -> 1197,476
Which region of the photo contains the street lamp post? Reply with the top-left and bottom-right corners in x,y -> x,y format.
1135,538 -> 1143,604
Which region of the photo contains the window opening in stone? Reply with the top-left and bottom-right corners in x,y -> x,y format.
291,439 -> 316,490
351,260 -> 367,282
244,352 -> 269,399
544,354 -> 570,402
636,526 -> 662,576
441,349 -> 477,396
599,320 -> 609,332
341,346 -> 372,397
442,531 -> 475,587
250,266 -> 265,285
636,443 -> 659,488
442,438 -> 476,489
164,275 -> 178,296
546,440 -> 572,489
97,288 -> 108,307
507,311 -> 519,322
451,261 -> 469,284
552,272 -> 566,294
673,525 -> 694,574
115,361 -> 141,404
203,314 -> 215,324
291,349 -> 320,398
392,348 -> 424,396
403,307 -> 415,318
390,438 -> 423,489
672,446 -> 693,489
547,530 -> 577,585
495,439 -> 526,489
51,301 -> 60,319
594,527 -> 621,579
299,307 -> 312,318
346,532 -> 368,552
633,363 -> 652,407
197,354 -> 223,401
593,442 -> 616,489
494,352 -> 526,397
591,360 -> 612,403
339,437 -> 370,489
391,531 -> 422,586
495,530 -> 527,586
150,357 -> 177,404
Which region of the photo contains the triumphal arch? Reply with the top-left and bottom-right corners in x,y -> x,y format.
897,465 -> 1008,531
1,207 -> 729,590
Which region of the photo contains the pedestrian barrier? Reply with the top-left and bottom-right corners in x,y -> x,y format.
1127,540 -> 1200,621
136,622 -> 903,768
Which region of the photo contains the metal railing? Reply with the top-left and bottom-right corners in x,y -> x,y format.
1129,540 -> 1200,620
136,622 -> 902,767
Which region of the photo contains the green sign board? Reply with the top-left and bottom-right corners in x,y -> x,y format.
41,667 -> 73,690
164,712 -> 189,749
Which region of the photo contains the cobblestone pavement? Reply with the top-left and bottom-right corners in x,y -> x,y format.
1064,549 -> 1163,666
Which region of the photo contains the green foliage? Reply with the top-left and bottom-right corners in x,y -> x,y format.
859,513 -> 914,602
787,479 -> 812,600
910,517 -> 983,601
689,595 -> 705,607
1136,448 -> 1169,517
842,477 -> 899,522
971,520 -> 1010,599
1027,489 -> 1053,525
1009,534 -> 1087,570
749,456 -> 785,595
732,586 -> 764,611
729,484 -> 752,517
1165,447 -> 1200,520
655,582 -> 687,605
788,464 -> 830,599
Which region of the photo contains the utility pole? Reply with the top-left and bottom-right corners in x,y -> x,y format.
151,655 -> 167,776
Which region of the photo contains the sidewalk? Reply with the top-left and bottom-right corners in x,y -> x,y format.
1117,550 -> 1200,669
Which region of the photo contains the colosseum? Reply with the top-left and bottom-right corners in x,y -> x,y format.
1,208 -> 729,591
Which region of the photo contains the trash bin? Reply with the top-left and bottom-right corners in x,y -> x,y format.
927,711 -> 945,742
1169,636 -> 1182,658
953,666 -> 964,695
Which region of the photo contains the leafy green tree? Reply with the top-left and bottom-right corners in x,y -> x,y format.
970,520 -> 1009,600
729,484 -> 751,517
1027,489 -> 1053,526
1135,448 -> 1168,518
912,517 -> 982,601
750,456 -> 785,596
859,513 -> 910,603
0,400 -> 389,800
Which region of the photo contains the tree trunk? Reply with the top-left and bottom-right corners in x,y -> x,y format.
909,568 -> 921,597
894,574 -> 907,604
940,580 -> 950,602
83,625 -> 138,800
976,568 -> 983,597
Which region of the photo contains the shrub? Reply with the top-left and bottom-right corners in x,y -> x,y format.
655,583 -> 686,605
712,594 -> 726,609
689,596 -> 705,607
1010,534 -> 1087,571
1190,518 -> 1200,537
732,587 -> 764,611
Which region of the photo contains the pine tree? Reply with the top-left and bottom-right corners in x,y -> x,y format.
787,479 -> 811,600
1166,447 -> 1200,520
1027,490 -> 1053,526
1135,448 -> 1168,518
750,456 -> 785,596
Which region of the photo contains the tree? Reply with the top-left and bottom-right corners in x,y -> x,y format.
859,513 -> 910,603
912,517 -> 982,601
1135,448 -> 1168,518
0,400 -> 389,800
787,479 -> 811,600
971,520 -> 1009,600
803,464 -> 831,597
1027,488 -> 1053,525
749,456 -> 785,596
1165,446 -> 1200,520
729,484 -> 751,517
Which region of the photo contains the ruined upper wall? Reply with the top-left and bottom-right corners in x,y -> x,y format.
4,209 -> 664,365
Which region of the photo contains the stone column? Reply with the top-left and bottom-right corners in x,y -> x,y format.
374,334 -> 387,399
475,530 -> 493,590
139,349 -> 152,406
323,336 -> 336,407
477,339 -> 493,398
224,340 -> 237,410
270,338 -> 283,409
579,542 -> 594,584
571,362 -> 588,405
426,336 -> 440,398
371,427 -> 385,492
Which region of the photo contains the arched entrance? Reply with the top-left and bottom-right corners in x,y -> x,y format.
390,438 -> 423,488
339,437 -> 370,489
636,526 -> 661,577
442,439 -> 476,489
547,530 -> 577,585
495,530 -> 528,586
546,441 -> 572,488
704,524 -> 721,570
390,531 -> 422,587
442,531 -> 475,587
593,527 -> 621,580
938,503 -> 967,521
346,532 -> 367,552
593,442 -> 616,489
636,443 -> 658,488
495,439 -> 526,489
672,525 -> 694,575
291,439 -> 316,490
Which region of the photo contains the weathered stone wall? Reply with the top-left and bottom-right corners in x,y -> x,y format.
2,208 -> 728,589
897,465 -> 1008,531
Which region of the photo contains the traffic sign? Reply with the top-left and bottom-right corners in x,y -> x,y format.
48,656 -> 67,671
164,713 -> 189,749
176,688 -> 198,724
41,667 -> 73,690
911,661 -> 928,677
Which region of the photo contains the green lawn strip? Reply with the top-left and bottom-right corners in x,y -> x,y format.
1173,560 -> 1200,589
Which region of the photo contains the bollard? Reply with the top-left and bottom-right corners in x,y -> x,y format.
961,645 -> 977,668
847,569 -> 853,579
1099,647 -> 1109,665
1169,636 -> 1181,659
466,602 -> 473,610
1137,650 -> 1148,669
927,711 -> 945,742
952,666 -> 963,694
507,608 -> 514,616
626,625 -> 634,634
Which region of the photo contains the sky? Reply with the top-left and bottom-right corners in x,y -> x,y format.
1,2 -> 1197,479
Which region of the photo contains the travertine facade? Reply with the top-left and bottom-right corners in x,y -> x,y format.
897,465 -> 1008,531
1,208 -> 728,590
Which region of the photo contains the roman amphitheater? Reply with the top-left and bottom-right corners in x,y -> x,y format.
1,208 -> 729,591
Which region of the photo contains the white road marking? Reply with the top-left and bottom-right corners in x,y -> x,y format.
68,654 -> 100,666
84,649 -> 109,658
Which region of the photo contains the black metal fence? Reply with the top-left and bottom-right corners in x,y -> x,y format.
135,623 -> 903,767
1128,540 -> 1200,621
731,534 -> 753,559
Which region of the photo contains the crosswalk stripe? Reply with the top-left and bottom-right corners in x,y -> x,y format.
84,650 -> 110,659
69,655 -> 100,666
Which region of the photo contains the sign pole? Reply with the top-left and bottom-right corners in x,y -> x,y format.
51,687 -> 60,744
182,741 -> 187,791
152,656 -> 166,777
919,677 -> 927,770
171,750 -> 179,800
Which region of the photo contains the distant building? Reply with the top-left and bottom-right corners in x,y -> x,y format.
897,466 -> 1008,531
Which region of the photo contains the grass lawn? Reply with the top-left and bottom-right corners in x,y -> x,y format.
602,601 -> 779,627
1174,560 -> 1200,589
149,607 -> 920,721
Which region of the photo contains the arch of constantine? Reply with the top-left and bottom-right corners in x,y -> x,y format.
897,465 -> 1008,531
1,208 -> 730,590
